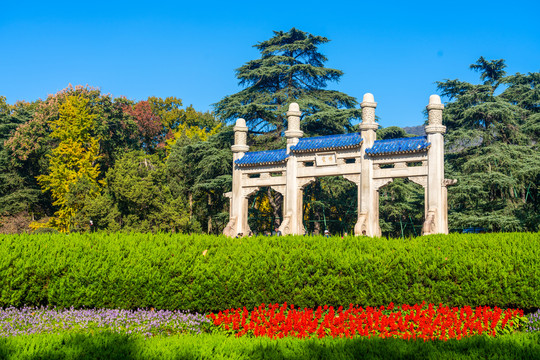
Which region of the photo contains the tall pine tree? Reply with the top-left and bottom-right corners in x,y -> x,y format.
438,58 -> 540,231
214,28 -> 360,143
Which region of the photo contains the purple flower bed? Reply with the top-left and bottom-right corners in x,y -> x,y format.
0,307 -> 210,337
527,310 -> 540,333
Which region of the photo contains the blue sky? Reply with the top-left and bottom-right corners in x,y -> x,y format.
1,0 -> 538,128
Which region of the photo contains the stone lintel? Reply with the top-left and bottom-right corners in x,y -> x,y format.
298,164 -> 360,178
372,153 -> 427,165
373,166 -> 428,179
245,177 -> 287,188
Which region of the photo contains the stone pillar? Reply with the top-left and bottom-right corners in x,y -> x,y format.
424,95 -> 447,235
223,118 -> 249,237
281,103 -> 304,235
357,93 -> 380,237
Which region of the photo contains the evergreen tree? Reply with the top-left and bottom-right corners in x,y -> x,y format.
214,28 -> 360,141
167,129 -> 233,234
0,99 -> 46,219
438,58 -> 540,231
84,151 -> 192,233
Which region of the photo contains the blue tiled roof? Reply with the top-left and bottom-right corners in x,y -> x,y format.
235,149 -> 289,167
290,133 -> 363,153
366,136 -> 430,156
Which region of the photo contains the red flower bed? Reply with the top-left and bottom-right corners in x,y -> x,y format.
208,302 -> 524,341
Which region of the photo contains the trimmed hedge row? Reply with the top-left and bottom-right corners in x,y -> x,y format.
1,332 -> 539,360
0,232 -> 539,311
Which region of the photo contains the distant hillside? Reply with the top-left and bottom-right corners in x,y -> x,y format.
403,125 -> 425,136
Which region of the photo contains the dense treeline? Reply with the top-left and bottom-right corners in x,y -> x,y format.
0,29 -> 538,235
0,232 -> 538,311
0,87 -> 229,234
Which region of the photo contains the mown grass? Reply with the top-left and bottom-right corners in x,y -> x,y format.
1,332 -> 539,360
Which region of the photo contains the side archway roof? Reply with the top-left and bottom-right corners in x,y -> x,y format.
235,149 -> 289,167
366,136 -> 430,156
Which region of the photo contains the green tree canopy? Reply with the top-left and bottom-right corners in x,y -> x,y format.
439,57 -> 540,232
84,150 -> 193,233
214,28 -> 360,140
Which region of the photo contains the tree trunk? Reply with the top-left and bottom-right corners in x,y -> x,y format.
267,188 -> 282,228
314,212 -> 321,235
189,192 -> 193,219
207,193 -> 213,234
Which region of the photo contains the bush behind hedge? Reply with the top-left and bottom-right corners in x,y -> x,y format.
0,232 -> 538,311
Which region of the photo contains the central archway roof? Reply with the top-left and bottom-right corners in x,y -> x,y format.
290,133 -> 363,153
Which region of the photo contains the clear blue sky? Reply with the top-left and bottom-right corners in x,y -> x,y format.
1,0 -> 538,128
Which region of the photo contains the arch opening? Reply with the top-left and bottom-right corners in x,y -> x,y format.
378,178 -> 424,238
247,187 -> 283,235
302,176 -> 357,236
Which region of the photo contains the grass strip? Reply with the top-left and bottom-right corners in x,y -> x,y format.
0,332 -> 539,360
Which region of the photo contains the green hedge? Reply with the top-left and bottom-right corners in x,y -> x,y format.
0,332 -> 539,360
0,232 -> 539,311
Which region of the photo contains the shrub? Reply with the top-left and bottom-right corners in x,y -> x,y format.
0,232 -> 538,311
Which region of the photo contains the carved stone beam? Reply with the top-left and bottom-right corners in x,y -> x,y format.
242,187 -> 260,198
408,176 -> 427,188
298,177 -> 317,189
343,174 -> 361,185
270,185 -> 286,195
443,179 -> 458,187
373,178 -> 393,191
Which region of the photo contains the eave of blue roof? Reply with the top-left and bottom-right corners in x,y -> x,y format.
290,133 -> 363,153
366,136 -> 430,156
235,149 -> 289,167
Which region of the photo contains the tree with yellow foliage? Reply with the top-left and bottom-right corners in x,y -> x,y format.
32,95 -> 101,232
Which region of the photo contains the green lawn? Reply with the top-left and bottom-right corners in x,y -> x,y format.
1,332 -> 539,360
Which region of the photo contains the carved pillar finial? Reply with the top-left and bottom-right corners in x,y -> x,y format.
285,102 -> 303,142
232,118 -> 249,153
425,95 -> 445,134
360,93 -> 378,147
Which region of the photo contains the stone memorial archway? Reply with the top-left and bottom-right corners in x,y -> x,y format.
223,93 -> 456,237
